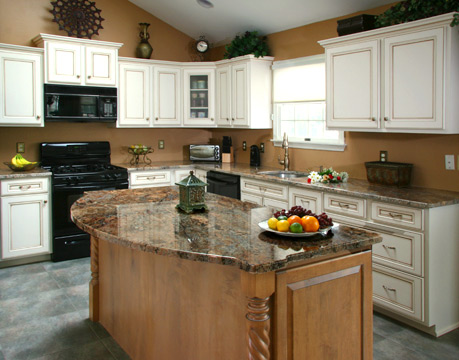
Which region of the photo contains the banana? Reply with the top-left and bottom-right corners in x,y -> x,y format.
11,154 -> 35,167
11,155 -> 19,167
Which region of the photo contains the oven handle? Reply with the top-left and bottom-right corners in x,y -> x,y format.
53,182 -> 128,192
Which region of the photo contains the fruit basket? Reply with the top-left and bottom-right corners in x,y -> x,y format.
4,161 -> 40,172
128,144 -> 154,165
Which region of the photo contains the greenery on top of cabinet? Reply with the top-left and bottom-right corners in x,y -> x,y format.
224,31 -> 270,59
374,0 -> 459,28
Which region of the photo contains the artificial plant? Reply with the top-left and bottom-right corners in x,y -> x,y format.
374,0 -> 459,28
223,31 -> 270,59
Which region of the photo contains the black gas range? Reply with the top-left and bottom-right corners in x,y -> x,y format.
41,142 -> 128,262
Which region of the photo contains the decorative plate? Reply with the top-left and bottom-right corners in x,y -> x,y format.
50,0 -> 104,39
258,220 -> 332,238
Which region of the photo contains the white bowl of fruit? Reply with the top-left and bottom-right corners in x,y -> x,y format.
258,206 -> 333,237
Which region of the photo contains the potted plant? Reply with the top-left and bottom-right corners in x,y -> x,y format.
374,0 -> 459,28
223,31 -> 270,59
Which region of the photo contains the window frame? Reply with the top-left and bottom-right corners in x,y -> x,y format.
271,55 -> 346,152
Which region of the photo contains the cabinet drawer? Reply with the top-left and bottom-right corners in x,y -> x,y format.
289,187 -> 322,213
263,197 -> 289,215
240,178 -> 288,201
240,192 -> 263,206
373,264 -> 424,322
129,170 -> 171,188
371,202 -> 423,231
371,226 -> 423,276
174,168 -> 195,183
1,177 -> 49,195
323,193 -> 366,219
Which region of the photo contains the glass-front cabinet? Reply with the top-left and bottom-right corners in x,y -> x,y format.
183,68 -> 215,126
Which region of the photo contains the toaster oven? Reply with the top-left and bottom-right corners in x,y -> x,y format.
189,145 -> 221,162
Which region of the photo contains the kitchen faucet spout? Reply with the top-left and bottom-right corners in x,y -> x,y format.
278,133 -> 289,171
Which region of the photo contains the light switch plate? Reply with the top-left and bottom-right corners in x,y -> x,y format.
260,143 -> 265,153
158,140 -> 164,149
16,142 -> 25,153
445,154 -> 455,170
242,141 -> 247,151
380,150 -> 388,162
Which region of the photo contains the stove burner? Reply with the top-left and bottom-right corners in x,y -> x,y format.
52,164 -> 120,174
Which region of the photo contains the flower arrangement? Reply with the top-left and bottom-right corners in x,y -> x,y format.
307,168 -> 349,184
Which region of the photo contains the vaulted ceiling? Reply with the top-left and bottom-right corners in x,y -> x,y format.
129,0 -> 395,45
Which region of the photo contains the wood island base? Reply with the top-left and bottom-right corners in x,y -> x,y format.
89,236 -> 374,360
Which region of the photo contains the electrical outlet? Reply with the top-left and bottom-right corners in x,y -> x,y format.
380,150 -> 388,162
16,142 -> 25,153
158,140 -> 164,149
445,154 -> 455,170
260,143 -> 265,153
242,141 -> 247,151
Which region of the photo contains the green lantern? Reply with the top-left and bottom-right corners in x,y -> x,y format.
175,171 -> 208,213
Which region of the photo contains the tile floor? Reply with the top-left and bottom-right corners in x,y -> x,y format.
0,258 -> 458,359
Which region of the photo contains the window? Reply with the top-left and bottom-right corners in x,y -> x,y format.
272,55 -> 345,151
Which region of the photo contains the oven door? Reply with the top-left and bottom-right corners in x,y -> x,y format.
51,181 -> 128,261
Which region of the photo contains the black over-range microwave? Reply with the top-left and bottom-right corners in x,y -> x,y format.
44,84 -> 117,122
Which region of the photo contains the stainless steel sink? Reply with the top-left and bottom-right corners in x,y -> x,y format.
257,170 -> 309,179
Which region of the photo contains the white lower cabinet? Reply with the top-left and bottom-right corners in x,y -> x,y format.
0,177 -> 51,260
129,170 -> 171,189
325,193 -> 459,336
240,177 -> 288,212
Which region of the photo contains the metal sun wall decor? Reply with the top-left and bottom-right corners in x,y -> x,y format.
50,0 -> 105,39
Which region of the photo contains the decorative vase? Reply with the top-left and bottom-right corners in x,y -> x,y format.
136,23 -> 153,59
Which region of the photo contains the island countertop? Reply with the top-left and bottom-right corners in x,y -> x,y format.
71,186 -> 382,273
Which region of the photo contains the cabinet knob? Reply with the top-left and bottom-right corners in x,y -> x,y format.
371,117 -> 376,121
76,75 -> 80,79
43,200 -> 48,204
36,115 -> 41,120
146,117 -> 150,121
155,117 -> 159,121
211,118 -> 214,121
384,117 -> 389,121
88,75 -> 92,79
232,118 -> 235,121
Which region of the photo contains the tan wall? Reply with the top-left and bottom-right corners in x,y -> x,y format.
0,0 -> 211,165
210,4 -> 459,192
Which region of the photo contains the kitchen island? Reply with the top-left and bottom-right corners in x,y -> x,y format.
71,186 -> 382,359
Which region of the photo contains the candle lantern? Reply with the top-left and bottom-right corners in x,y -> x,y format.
175,171 -> 208,213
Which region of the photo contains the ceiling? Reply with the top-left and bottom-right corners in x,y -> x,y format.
128,0 -> 394,45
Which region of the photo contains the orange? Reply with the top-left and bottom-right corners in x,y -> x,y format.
287,215 -> 301,225
276,220 -> 290,232
301,216 -> 320,232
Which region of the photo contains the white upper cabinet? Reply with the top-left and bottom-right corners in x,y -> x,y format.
118,60 -> 152,127
319,13 -> 459,134
216,55 -> 273,129
153,66 -> 181,126
183,67 -> 216,127
0,45 -> 44,127
33,34 -> 122,87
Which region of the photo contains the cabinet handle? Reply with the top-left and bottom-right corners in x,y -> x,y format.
19,185 -> 31,190
382,245 -> 396,250
384,117 -> 389,121
338,202 -> 350,209
88,75 -> 92,79
147,176 -> 156,180
383,285 -> 396,292
388,212 -> 403,219
76,75 -> 80,79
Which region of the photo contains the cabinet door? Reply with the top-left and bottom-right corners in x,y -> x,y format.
118,62 -> 151,127
183,69 -> 215,126
0,51 -> 43,126
263,197 -> 289,215
275,251 -> 373,360
85,46 -> 117,86
46,41 -> 82,84
326,40 -> 379,129
1,193 -> 50,259
383,28 -> 444,130
216,66 -> 232,126
231,63 -> 249,127
289,187 -> 322,214
153,66 -> 181,126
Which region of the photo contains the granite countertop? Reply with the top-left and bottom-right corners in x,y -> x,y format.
0,167 -> 52,179
116,161 -> 459,209
71,186 -> 382,274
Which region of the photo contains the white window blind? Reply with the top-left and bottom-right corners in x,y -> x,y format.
272,55 -> 345,151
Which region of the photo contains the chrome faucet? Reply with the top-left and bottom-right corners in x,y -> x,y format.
278,132 -> 289,171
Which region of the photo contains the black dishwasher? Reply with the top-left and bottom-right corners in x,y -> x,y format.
206,171 -> 240,199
